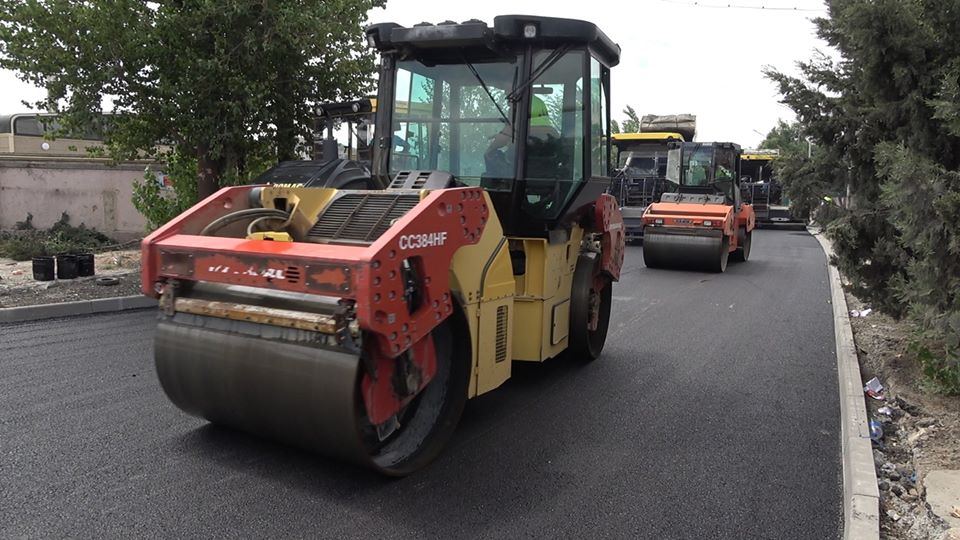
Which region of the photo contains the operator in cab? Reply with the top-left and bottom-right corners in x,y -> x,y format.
484,95 -> 560,175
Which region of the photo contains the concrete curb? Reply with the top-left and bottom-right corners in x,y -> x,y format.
808,226 -> 880,540
0,295 -> 156,324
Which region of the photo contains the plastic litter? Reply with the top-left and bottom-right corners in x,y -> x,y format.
864,377 -> 885,400
869,420 -> 884,443
877,406 -> 894,416
849,308 -> 873,317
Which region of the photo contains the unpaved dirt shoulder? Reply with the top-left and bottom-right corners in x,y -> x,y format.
846,292 -> 960,539
0,250 -> 142,308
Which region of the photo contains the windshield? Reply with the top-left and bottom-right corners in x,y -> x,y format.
682,145 -> 714,186
619,150 -> 668,177
391,58 -> 519,187
741,159 -> 775,183
628,157 -> 656,173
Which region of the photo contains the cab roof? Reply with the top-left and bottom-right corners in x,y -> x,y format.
366,15 -> 621,67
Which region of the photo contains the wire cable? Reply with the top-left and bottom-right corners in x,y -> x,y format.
655,0 -> 825,12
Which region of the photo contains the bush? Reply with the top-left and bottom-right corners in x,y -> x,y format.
132,150 -> 199,231
913,341 -> 960,396
0,213 -> 114,261
132,148 -> 273,230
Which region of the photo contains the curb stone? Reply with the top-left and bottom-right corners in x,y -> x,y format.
0,295 -> 156,324
809,226 -> 880,540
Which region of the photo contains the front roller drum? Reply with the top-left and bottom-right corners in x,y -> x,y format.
642,227 -> 729,273
155,313 -> 468,476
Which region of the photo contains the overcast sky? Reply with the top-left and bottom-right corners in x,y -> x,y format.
0,0 -> 829,148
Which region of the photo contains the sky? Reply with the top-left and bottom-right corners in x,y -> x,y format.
0,0 -> 831,149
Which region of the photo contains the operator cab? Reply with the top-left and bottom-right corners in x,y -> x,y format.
664,141 -> 743,208
365,16 -> 620,237
612,133 -> 685,179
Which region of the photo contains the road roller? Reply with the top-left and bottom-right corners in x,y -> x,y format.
641,141 -> 755,272
141,15 -> 625,475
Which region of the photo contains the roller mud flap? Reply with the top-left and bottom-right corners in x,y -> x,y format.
155,314 -> 370,464
642,227 -> 727,272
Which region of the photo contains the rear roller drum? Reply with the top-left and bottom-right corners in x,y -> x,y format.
731,227 -> 751,263
569,253 -> 612,361
155,313 -> 470,476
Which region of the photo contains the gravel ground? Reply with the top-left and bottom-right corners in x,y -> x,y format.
846,292 -> 960,539
0,272 -> 142,308
0,249 -> 142,308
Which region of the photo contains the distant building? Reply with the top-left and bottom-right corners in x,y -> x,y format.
0,113 -> 152,239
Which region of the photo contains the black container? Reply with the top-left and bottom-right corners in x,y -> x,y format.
32,256 -> 55,281
56,254 -> 79,279
77,253 -> 95,277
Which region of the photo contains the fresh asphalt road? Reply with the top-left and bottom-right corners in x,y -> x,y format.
0,229 -> 841,539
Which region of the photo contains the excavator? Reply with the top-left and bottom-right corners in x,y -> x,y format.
141,15 -> 624,476
641,141 -> 755,272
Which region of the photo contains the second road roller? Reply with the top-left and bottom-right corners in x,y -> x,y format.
141,15 -> 625,475
641,141 -> 755,272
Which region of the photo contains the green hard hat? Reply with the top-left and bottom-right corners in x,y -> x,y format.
530,96 -> 552,128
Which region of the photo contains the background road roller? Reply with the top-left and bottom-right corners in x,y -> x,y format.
641,141 -> 754,272
141,15 -> 625,476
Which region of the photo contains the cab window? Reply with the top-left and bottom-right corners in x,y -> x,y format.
391,58 -> 519,186
523,50 -> 585,220
590,57 -> 609,177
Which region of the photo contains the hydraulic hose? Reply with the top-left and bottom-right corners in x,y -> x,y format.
199,208 -> 291,237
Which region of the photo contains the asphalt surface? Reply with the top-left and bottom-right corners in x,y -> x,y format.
0,228 -> 842,539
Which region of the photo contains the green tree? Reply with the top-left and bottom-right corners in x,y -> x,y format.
766,0 -> 960,392
618,105 -> 641,133
756,120 -> 830,220
0,0 -> 383,202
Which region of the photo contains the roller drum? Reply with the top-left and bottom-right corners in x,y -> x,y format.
155,308 -> 467,475
643,227 -> 728,272
155,314 -> 368,463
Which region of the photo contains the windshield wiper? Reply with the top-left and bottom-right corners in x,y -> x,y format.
461,56 -> 511,129
506,43 -> 571,103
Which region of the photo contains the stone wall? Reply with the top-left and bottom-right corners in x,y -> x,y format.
0,157 -> 151,240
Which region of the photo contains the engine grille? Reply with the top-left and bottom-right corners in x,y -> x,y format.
307,193 -> 421,243
388,171 -> 431,190
495,305 -> 509,363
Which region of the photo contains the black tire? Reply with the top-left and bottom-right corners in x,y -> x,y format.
569,253 -> 613,361
731,228 -> 752,263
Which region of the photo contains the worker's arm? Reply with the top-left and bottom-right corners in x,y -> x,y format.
486,123 -> 513,154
